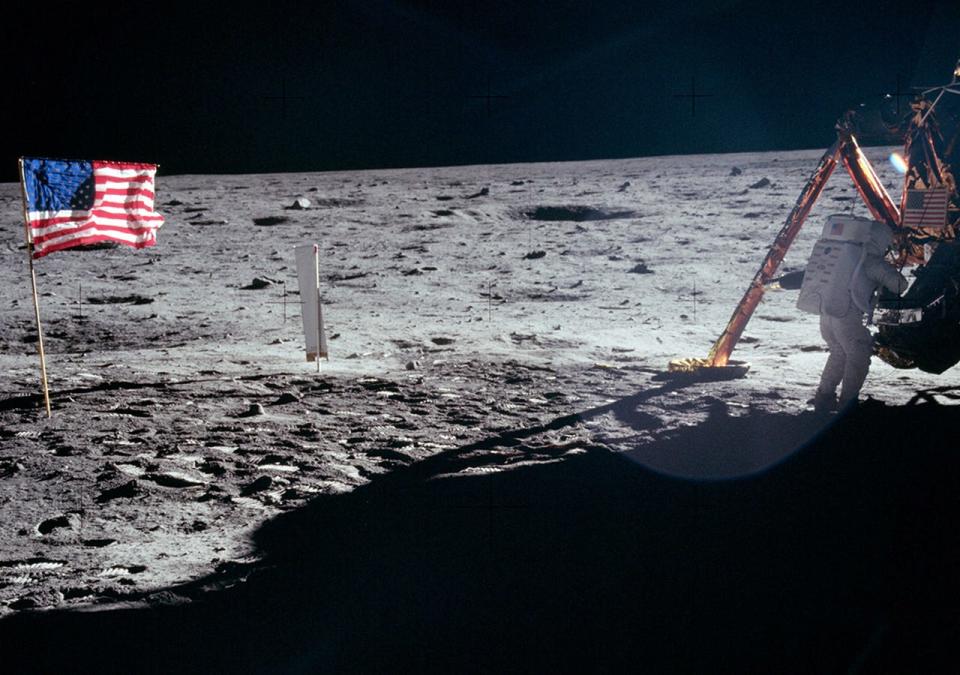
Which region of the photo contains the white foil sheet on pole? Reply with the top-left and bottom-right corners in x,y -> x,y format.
295,243 -> 328,361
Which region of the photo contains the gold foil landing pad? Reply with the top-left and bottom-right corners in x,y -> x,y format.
664,358 -> 750,381
668,357 -> 714,373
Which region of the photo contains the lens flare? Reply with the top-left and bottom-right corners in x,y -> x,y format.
889,152 -> 908,174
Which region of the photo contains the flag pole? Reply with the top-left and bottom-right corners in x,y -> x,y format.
17,158 -> 52,417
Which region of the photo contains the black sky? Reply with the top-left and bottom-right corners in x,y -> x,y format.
3,1 -> 958,180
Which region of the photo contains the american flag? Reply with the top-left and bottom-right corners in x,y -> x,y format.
20,158 -> 164,259
901,187 -> 950,229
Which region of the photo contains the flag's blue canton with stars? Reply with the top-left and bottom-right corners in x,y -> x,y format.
905,190 -> 927,210
23,159 -> 96,212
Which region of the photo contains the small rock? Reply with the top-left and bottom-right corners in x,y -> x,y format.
198,460 -> 227,477
628,262 -> 653,274
405,360 -> 420,371
0,460 -> 23,477
271,392 -> 300,405
96,480 -> 141,503
62,588 -> 96,601
430,337 -> 455,346
465,187 -> 489,199
241,475 -> 273,496
241,278 -> 273,290
289,197 -> 311,210
9,597 -> 40,610
238,403 -> 265,418
617,181 -> 631,192
749,177 -> 771,189
37,513 -> 81,535
523,250 -> 547,260
730,166 -> 742,176
145,471 -> 206,488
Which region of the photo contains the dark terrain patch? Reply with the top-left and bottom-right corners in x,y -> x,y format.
86,295 -> 154,305
252,216 -> 290,227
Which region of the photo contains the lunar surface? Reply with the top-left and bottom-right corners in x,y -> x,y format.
1,147 -> 958,671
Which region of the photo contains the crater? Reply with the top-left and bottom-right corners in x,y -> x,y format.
521,205 -> 637,222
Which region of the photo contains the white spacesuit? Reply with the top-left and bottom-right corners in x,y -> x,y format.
810,220 -> 908,411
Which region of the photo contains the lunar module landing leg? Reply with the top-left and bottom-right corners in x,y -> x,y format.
668,129 -> 901,378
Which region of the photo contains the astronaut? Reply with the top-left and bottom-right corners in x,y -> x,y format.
812,221 -> 908,412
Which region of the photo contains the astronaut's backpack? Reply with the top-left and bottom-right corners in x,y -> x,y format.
796,214 -> 879,316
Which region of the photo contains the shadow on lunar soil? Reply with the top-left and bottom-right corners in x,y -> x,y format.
0,373 -> 277,412
2,393 -> 960,674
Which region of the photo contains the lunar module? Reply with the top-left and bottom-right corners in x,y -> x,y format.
671,60 -> 960,377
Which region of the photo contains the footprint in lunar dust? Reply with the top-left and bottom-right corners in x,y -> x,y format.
0,559 -> 67,572
99,565 -> 147,577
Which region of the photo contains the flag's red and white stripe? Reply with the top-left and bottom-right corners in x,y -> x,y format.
27,161 -> 164,258
902,188 -> 950,229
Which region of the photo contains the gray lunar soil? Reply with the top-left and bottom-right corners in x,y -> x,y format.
0,146 -> 952,615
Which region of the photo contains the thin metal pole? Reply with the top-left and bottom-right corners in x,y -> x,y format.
488,281 -> 493,324
314,244 -> 321,374
18,158 -> 52,417
693,280 -> 697,324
